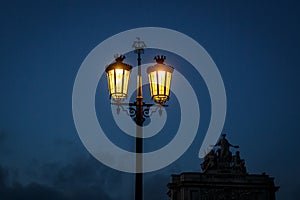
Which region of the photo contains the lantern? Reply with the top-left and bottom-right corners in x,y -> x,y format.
105,55 -> 132,102
147,55 -> 174,104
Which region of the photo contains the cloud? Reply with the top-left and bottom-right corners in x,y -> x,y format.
0,159 -> 114,200
0,182 -> 66,200
0,152 -> 171,200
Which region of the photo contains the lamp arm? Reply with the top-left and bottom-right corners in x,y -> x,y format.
111,102 -> 168,118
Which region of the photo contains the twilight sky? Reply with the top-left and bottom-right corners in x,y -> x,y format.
1,1 -> 300,200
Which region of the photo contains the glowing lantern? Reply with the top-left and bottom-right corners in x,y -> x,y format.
147,55 -> 174,104
105,55 -> 132,102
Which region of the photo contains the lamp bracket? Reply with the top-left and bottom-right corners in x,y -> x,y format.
111,102 -> 168,124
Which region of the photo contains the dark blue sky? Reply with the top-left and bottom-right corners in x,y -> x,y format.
1,1 -> 300,199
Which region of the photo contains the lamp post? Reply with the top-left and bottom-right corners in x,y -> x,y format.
105,38 -> 174,200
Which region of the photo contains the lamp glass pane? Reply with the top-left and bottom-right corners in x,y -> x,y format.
115,69 -> 123,94
108,70 -> 115,95
148,74 -> 153,95
158,71 -> 166,95
123,70 -> 130,95
166,71 -> 172,96
150,72 -> 157,96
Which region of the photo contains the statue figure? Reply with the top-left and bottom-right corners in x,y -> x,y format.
215,134 -> 239,162
233,151 -> 242,164
233,151 -> 246,173
216,148 -> 221,162
201,133 -> 247,174
201,150 -> 217,172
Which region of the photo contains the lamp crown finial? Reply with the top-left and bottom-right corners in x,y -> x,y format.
115,55 -> 126,62
132,37 -> 146,50
154,55 -> 166,64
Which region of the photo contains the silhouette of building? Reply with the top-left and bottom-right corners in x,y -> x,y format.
167,134 -> 279,200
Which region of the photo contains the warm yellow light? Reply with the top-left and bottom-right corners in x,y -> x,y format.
105,56 -> 132,102
147,56 -> 174,104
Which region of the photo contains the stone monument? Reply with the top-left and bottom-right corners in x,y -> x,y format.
167,134 -> 279,200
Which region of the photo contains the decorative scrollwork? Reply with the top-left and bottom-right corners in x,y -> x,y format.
111,101 -> 166,124
143,105 -> 164,118
143,107 -> 150,118
129,107 -> 136,117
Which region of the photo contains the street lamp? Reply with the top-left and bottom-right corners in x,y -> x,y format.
105,55 -> 133,102
105,38 -> 174,200
147,55 -> 174,104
